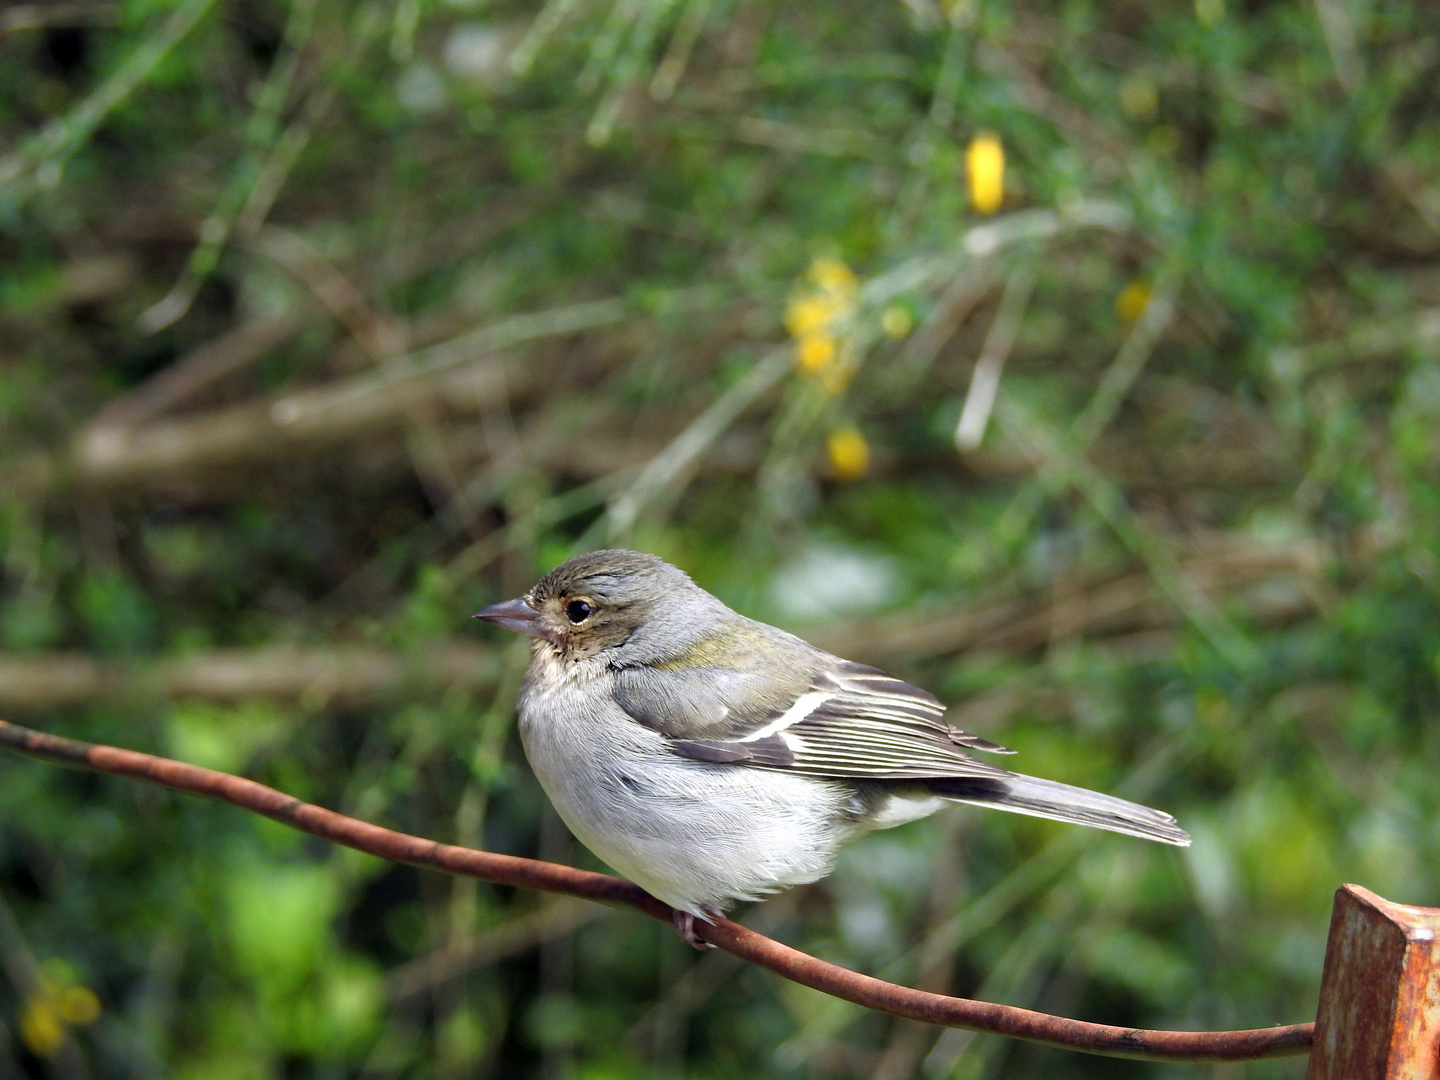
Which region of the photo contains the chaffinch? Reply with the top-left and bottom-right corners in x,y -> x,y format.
476,549 -> 1187,946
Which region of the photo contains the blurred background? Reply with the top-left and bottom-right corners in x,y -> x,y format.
1,0 -> 1438,1076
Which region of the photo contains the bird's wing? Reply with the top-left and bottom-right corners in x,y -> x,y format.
613,653 -> 1013,781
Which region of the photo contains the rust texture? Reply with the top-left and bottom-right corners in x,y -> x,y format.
0,718 -> 1315,1063
1308,884 -> 1440,1080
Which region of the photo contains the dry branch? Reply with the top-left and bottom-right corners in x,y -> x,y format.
812,536 -> 1335,666
0,0 -> 216,205
6,295 -> 676,497
387,897 -> 609,1001
39,357 -> 532,492
0,644 -> 499,711
0,719 -> 1312,1063
3,324 -> 1289,508
0,536 -> 1351,712
90,314 -> 304,430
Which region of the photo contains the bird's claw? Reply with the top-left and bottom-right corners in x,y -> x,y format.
672,908 -> 717,950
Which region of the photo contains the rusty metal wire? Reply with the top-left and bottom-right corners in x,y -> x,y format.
0,718 -> 1314,1063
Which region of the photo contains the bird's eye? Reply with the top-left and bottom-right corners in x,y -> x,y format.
565,600 -> 593,623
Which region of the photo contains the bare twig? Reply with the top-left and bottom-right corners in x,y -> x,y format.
868,813 -> 968,1080
1313,0 -> 1362,93
387,897 -> 608,1001
1072,274 -> 1178,447
15,357 -> 524,494
1268,307 -> 1440,379
896,264 -> 994,375
91,314 -> 303,430
139,0 -> 324,332
248,227 -> 407,361
811,535 -> 1332,666
996,396 -> 1262,669
0,644 -> 499,711
955,260 -> 1038,451
0,0 -> 218,203
0,4 -> 119,33
922,880 -> 1090,1076
0,535 -> 1345,712
731,117 -> 886,159
650,0 -> 711,100
627,894 -> 798,1055
8,290 -> 720,498
606,346 -> 790,539
0,719 -> 1313,1063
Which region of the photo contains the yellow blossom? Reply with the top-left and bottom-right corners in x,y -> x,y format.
826,426 -> 870,481
796,332 -> 837,374
807,257 -> 858,299
1119,77 -> 1158,120
20,997 -> 65,1058
18,968 -> 101,1057
966,132 -> 1005,216
880,304 -> 913,339
1195,0 -> 1224,27
57,987 -> 101,1025
787,257 -> 859,387
785,294 -> 839,339
1116,279 -> 1152,323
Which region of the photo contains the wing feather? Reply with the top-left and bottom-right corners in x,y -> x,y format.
618,655 -> 1014,781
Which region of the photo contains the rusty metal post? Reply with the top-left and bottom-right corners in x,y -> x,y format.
1307,884 -> 1440,1080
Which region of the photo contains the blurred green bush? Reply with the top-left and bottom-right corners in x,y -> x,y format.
1,0 -> 1438,1076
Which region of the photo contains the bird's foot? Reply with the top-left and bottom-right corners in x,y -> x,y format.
672,907 -> 719,950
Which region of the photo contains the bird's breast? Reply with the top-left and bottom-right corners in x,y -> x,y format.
513,654 -> 861,914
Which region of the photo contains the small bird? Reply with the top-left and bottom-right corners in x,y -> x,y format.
476,550 -> 1188,947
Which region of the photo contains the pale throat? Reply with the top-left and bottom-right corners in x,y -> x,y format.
525,642 -> 609,697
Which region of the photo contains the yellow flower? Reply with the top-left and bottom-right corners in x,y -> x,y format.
966,132 -> 1005,216
880,304 -> 913,339
807,257 -> 858,299
785,294 -> 839,339
18,967 -> 101,1056
57,987 -> 101,1025
796,332 -> 837,374
1119,77 -> 1158,120
1116,279 -> 1152,323
826,427 -> 870,481
20,996 -> 65,1057
1195,0 -> 1224,27
786,257 -> 859,389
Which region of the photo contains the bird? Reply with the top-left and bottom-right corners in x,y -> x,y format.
475,549 -> 1189,947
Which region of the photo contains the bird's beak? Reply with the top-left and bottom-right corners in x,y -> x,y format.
472,596 -> 557,641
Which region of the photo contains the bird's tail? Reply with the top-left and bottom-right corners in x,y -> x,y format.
927,774 -> 1190,846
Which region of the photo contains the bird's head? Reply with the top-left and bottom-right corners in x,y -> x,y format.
474,549 -> 721,663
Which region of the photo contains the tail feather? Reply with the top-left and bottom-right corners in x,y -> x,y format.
928,774 -> 1190,846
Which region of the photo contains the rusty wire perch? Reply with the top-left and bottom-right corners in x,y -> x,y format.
0,718 -> 1311,1064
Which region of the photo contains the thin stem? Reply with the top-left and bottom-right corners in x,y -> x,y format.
0,0 -> 218,205
0,719 -> 1312,1063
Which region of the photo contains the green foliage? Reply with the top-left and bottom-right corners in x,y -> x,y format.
1,0 -> 1439,1076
